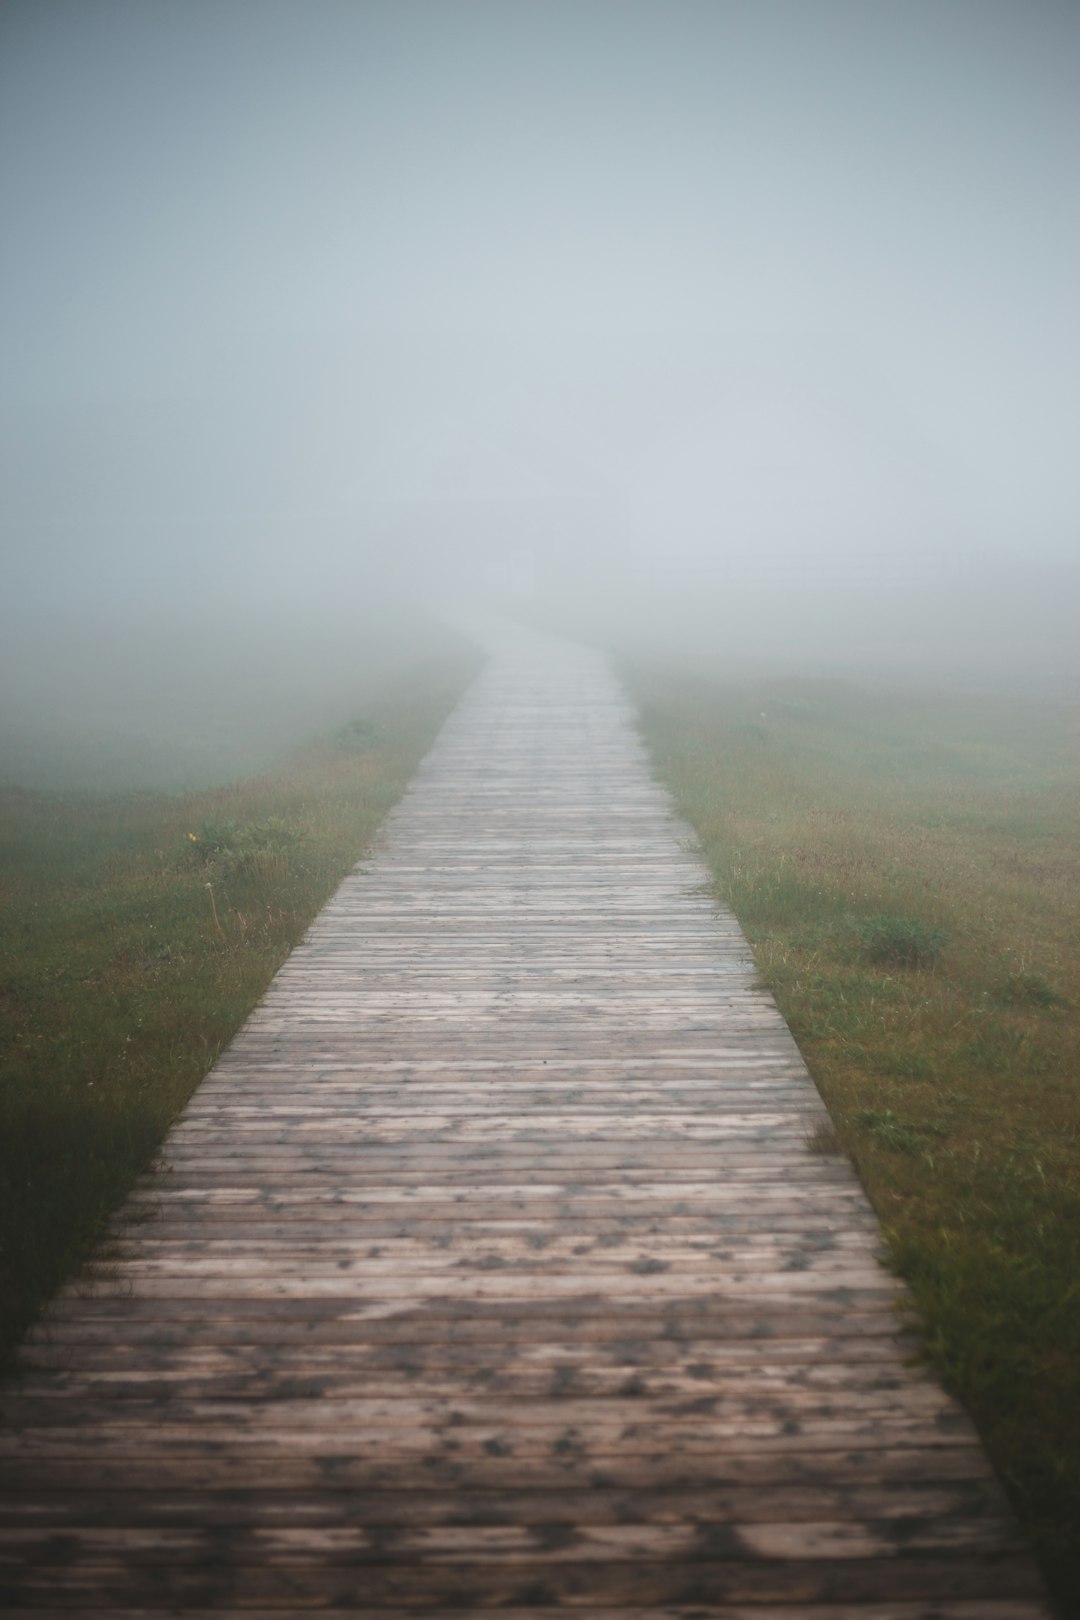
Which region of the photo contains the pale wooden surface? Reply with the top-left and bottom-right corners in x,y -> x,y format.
0,632 -> 1052,1615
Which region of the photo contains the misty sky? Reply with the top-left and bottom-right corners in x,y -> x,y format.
2,0 -> 1078,631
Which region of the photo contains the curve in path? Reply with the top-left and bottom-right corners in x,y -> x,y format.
1,631 -> 1052,1616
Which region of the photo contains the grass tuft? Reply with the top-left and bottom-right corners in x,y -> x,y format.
334,715 -> 385,752
996,971 -> 1069,1010
186,815 -> 304,880
855,1108 -> 948,1156
857,914 -> 947,970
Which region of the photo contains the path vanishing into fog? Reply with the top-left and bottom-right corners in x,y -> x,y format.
1,626 -> 1051,1615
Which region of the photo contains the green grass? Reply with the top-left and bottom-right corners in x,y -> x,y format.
626,664 -> 1080,1612
0,639 -> 480,1365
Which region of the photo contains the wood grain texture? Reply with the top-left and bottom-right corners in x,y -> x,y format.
1,629 -> 1051,1614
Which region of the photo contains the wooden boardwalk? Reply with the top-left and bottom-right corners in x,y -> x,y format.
1,634 -> 1051,1616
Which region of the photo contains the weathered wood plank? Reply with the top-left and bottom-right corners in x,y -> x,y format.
0,1448 -> 1013,1495
0,1553 -> 1049,1606
0,1481 -> 1014,1528
0,1517 -> 1027,1563
0,1605 -> 1052,1620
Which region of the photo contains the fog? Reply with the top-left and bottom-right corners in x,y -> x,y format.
3,0 -> 1079,780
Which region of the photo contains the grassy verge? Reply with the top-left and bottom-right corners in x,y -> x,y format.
0,641 -> 480,1366
627,663 -> 1080,1612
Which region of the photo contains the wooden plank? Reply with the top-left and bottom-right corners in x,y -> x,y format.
0,1554 -> 1049,1606
0,1517 -> 1027,1563
0,1448 -> 1014,1495
0,1607 -> 1052,1620
0,1481 -> 1014,1528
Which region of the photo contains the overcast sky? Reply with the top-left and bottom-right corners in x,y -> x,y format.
2,0 -> 1078,633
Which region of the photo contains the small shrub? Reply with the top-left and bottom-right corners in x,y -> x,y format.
186,817 -> 302,879
997,973 -> 1068,1010
858,914 -> 947,969
187,818 -> 241,861
335,715 -> 384,752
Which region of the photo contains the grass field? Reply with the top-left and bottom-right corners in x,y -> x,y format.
626,660 -> 1080,1611
0,632 -> 480,1366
